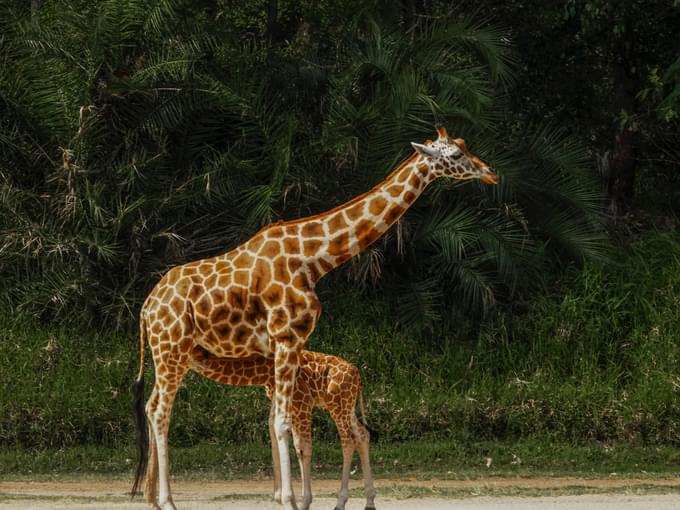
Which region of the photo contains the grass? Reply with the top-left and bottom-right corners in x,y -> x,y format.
368,485 -> 680,499
2,440 -> 680,481
1,231 -> 680,476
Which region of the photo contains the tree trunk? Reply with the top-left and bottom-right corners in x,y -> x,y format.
605,41 -> 639,217
266,0 -> 279,43
607,127 -> 637,217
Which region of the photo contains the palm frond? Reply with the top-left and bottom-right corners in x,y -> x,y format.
393,277 -> 443,331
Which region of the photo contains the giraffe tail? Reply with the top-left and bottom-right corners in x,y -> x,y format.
358,390 -> 379,443
131,311 -> 149,498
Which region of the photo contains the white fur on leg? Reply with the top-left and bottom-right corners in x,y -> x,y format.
269,404 -> 282,503
273,342 -> 300,510
153,429 -> 177,510
275,413 -> 298,510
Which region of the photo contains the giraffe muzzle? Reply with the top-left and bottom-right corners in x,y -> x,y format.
480,168 -> 499,185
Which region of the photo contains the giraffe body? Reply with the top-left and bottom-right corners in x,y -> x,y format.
143,349 -> 375,510
131,126 -> 497,510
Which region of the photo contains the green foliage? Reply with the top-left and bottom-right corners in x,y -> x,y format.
322,18 -> 607,324
0,0 -> 607,330
4,440 -> 680,478
479,0 -> 680,217
1,232 -> 679,448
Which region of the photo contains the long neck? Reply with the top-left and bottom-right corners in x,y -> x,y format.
300,154 -> 435,282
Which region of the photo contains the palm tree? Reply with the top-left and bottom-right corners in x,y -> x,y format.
322,18 -> 607,328
0,1 -> 607,331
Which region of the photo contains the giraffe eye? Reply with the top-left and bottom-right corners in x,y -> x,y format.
452,150 -> 463,160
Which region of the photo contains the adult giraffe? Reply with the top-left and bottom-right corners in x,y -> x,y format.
131,125 -> 498,510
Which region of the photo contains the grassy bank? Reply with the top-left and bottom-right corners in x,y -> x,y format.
3,440 -> 680,480
1,232 -> 679,455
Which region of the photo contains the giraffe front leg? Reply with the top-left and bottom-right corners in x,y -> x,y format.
273,341 -> 301,510
268,399 -> 282,503
291,402 -> 313,510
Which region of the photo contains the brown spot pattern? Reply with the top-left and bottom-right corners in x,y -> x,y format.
283,237 -> 301,254
384,204 -> 405,224
233,252 -> 253,268
408,174 -> 422,189
387,185 -> 403,197
287,257 -> 303,273
346,202 -> 364,221
261,240 -> 280,258
303,239 -> 322,256
369,197 -> 388,216
328,213 -> 348,233
328,232 -> 350,256
403,191 -> 416,204
356,220 -> 381,250
318,258 -> 334,273
273,256 -> 290,283
301,222 -> 324,237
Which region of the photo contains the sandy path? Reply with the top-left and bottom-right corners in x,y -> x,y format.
2,478 -> 680,509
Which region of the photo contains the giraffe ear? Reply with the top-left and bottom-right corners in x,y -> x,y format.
411,142 -> 440,159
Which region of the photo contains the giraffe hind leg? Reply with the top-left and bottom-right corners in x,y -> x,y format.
355,395 -> 376,509
331,400 -> 376,510
356,423 -> 376,510
334,440 -> 354,510
147,363 -> 188,510
330,410 -> 355,510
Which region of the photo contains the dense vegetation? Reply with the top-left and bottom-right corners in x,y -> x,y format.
1,232 -> 679,449
1,0 -> 679,460
1,0 -> 613,329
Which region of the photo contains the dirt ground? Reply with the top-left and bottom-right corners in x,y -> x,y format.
2,477 -> 680,509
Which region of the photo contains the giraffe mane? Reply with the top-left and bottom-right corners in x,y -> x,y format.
252,152 -> 420,236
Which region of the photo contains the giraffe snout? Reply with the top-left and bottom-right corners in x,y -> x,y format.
479,166 -> 498,185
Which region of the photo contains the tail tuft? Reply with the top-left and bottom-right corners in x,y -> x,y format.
361,419 -> 380,443
357,390 -> 379,442
130,376 -> 148,498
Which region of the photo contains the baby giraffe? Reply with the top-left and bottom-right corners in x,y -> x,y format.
142,348 -> 376,510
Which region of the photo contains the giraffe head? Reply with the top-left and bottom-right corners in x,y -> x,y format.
411,125 -> 498,184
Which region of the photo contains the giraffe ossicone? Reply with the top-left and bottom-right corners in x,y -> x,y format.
131,125 -> 497,510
